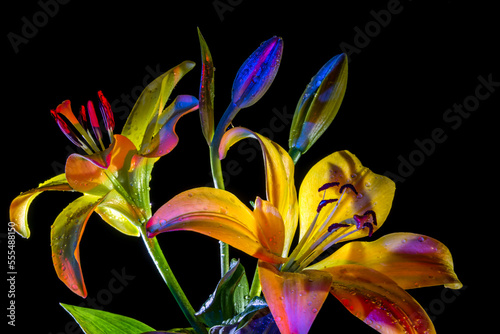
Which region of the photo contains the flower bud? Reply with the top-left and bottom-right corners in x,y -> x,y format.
288,53 -> 348,160
231,36 -> 283,109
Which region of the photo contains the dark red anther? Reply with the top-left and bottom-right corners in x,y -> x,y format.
328,223 -> 350,232
363,222 -> 374,237
51,109 -> 85,149
98,91 -> 114,133
339,183 -> 358,195
317,199 -> 338,213
318,182 -> 340,192
363,210 -> 377,226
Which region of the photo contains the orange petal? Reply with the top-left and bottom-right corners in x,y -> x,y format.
299,150 -> 395,242
220,127 -> 298,257
309,232 -> 462,290
258,261 -> 332,334
51,195 -> 105,298
10,173 -> 73,238
147,188 -> 286,264
325,264 -> 435,334
65,134 -> 137,195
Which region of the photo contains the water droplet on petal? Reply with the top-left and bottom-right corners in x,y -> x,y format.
418,236 -> 425,242
312,308 -> 318,313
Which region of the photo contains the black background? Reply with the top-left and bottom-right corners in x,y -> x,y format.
5,0 -> 497,333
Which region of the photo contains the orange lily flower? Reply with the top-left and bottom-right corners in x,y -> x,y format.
9,61 -> 198,298
147,127 -> 462,333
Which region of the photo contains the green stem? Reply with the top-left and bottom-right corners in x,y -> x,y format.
209,102 -> 241,277
140,225 -> 207,334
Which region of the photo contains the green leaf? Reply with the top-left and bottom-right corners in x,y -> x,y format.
61,303 -> 155,333
197,28 -> 215,145
196,259 -> 250,327
209,297 -> 279,334
121,61 -> 195,151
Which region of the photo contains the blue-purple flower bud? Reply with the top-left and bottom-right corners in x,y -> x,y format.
231,36 -> 283,109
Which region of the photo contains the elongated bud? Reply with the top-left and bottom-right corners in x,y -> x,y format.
288,53 -> 348,161
231,36 -> 283,109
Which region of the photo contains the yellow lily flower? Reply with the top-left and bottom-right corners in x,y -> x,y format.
147,127 -> 462,334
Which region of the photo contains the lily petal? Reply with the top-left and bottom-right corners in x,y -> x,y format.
51,194 -> 105,298
10,173 -> 73,238
65,134 -> 137,195
309,233 -> 462,290
146,188 -> 286,264
95,189 -> 141,236
299,150 -> 395,242
140,95 -> 199,157
325,264 -> 435,334
258,261 -> 333,334
220,127 -> 298,257
122,61 -> 195,151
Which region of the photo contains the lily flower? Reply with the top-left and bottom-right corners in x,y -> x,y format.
147,127 -> 462,333
9,61 -> 198,298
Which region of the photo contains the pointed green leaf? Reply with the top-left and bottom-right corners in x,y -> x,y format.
198,28 -> 215,145
61,303 -> 155,333
196,259 -> 250,327
122,61 -> 195,151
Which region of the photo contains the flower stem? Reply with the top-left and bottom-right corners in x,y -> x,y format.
209,102 -> 241,277
140,225 -> 207,334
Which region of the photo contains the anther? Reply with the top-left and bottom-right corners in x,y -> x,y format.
318,182 -> 340,192
327,223 -> 350,232
363,210 -> 377,226
317,199 -> 338,213
339,183 -> 358,195
363,222 -> 374,237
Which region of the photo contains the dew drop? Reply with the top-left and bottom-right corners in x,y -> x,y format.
280,296 -> 284,300
187,193 -> 193,198
312,308 -> 318,313
401,239 -> 407,244
71,284 -> 78,291
418,236 -> 425,242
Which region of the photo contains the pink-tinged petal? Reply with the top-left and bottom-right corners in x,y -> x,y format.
299,150 -> 395,242
51,194 -> 105,298
9,174 -> 73,238
324,264 -> 435,334
219,127 -> 298,257
147,188 -> 286,264
258,261 -> 332,334
140,95 -> 199,157
65,134 -> 137,195
309,233 -> 462,290
122,61 -> 195,150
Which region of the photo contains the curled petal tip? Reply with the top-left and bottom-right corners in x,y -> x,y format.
231,36 -> 283,108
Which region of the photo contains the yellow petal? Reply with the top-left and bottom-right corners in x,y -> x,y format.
220,127 -> 298,257
51,195 -> 104,298
309,232 -> 462,290
9,173 -> 73,238
95,189 -> 141,237
299,150 -> 395,242
258,261 -> 332,334
65,134 -> 137,195
325,264 -> 435,334
147,187 -> 286,264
